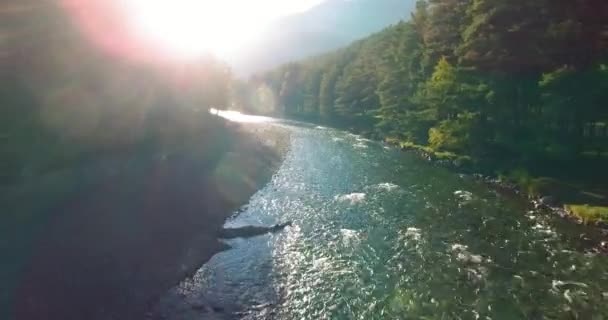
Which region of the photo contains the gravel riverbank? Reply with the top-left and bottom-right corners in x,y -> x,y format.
12,121 -> 290,320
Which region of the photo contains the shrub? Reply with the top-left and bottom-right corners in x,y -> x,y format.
428,112 -> 481,153
564,205 -> 608,224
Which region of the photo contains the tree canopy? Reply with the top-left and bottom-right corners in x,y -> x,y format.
248,0 -> 608,171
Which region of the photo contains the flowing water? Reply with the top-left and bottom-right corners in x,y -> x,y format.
152,116 -> 608,319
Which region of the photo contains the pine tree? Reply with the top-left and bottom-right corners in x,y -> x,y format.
423,0 -> 471,65
319,67 -> 339,122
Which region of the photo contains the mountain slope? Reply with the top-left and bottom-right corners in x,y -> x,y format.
230,0 -> 415,76
251,0 -> 608,203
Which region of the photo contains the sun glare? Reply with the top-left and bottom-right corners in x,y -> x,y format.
123,0 -> 325,59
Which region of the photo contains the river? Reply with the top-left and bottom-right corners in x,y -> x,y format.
150,114 -> 608,319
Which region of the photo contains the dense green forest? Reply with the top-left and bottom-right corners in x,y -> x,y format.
245,0 -> 608,180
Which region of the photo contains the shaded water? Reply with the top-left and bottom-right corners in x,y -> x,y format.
152,120 -> 608,319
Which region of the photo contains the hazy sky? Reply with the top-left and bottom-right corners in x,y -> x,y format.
123,0 -> 328,58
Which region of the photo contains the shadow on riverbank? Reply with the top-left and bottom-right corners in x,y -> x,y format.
4,120 -> 290,320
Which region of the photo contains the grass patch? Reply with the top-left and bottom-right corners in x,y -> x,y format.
527,177 -> 577,198
499,169 -> 578,198
564,204 -> 608,224
434,150 -> 458,161
385,138 -> 473,167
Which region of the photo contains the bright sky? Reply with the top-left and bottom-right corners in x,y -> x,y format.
123,0 -> 326,59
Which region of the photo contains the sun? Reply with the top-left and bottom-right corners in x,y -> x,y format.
124,0 -> 255,58
123,0 -> 325,59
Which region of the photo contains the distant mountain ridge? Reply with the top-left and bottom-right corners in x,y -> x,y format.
229,0 -> 415,76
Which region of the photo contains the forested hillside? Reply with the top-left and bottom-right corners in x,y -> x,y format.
1,3 -> 266,318
229,0 -> 415,75
249,0 -> 608,178
0,1 -> 232,184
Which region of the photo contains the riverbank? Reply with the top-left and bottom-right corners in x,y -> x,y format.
384,138 -> 608,233
6,119 -> 290,320
241,113 -> 608,228
140,121 -> 608,319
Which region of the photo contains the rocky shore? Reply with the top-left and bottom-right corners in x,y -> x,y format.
11,121 -> 291,320
385,140 -> 608,254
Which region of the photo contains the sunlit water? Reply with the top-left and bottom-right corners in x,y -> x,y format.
211,109 -> 277,123
152,119 -> 608,319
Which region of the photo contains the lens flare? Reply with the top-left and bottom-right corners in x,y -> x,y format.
124,0 -> 325,58
61,0 -> 325,61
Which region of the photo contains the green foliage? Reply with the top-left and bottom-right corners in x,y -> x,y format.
319,67 -> 339,121
428,112 -> 480,153
0,7 -> 234,184
498,168 -> 532,191
565,205 -> 608,224
252,0 -> 608,170
423,0 -> 470,64
499,171 -> 580,201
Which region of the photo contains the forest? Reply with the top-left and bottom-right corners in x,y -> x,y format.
0,2 -> 232,184
3,1 -> 608,318
244,0 -> 608,183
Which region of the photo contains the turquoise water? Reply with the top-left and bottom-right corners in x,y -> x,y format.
151,121 -> 608,319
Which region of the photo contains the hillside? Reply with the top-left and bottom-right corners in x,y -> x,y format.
229,0 -> 415,76
1,2 -> 286,318
248,0 -> 608,208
